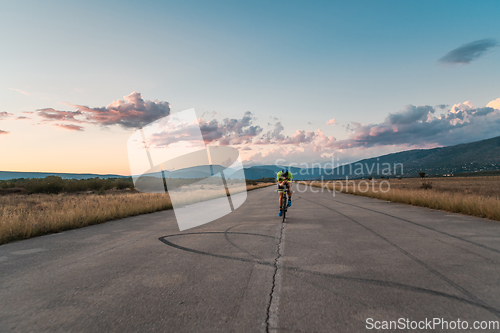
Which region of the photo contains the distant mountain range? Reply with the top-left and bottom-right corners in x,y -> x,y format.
0,171 -> 127,181
332,135 -> 500,178
244,135 -> 500,179
2,135 -> 499,181
0,165 -> 243,181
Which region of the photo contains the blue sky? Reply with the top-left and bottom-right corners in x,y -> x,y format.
1,0 -> 499,173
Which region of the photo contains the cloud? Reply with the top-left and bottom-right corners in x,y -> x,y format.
0,130 -> 9,135
22,90 -> 500,165
147,122 -> 206,147
35,92 -> 170,130
386,105 -> 434,124
280,130 -> 316,146
251,98 -> 500,154
37,108 -> 83,122
198,115 -> 321,148
449,101 -> 474,113
52,124 -> 84,131
326,118 -> 336,126
148,111 -> 265,148
8,88 -> 30,96
198,111 -> 263,145
201,111 -> 219,118
254,122 -> 285,145
439,39 -> 498,65
0,112 -> 13,120
241,99 -> 500,165
332,100 -> 500,149
254,122 -> 336,150
486,98 -> 500,110
0,111 -> 30,121
215,97 -> 500,165
70,92 -> 170,128
245,97 -> 500,162
313,129 -> 337,151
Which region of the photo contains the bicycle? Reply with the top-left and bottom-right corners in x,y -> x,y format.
281,188 -> 288,222
278,181 -> 290,222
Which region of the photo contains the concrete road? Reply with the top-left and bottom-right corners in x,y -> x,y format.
1,185 -> 499,332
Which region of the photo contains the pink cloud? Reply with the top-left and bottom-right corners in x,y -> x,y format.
198,111 -> 262,145
331,102 -> 500,149
0,112 -> 13,120
35,92 -> 170,130
52,124 -> 84,131
68,92 -> 170,128
37,108 -> 82,122
326,118 -> 336,125
8,88 -> 30,96
280,130 -> 316,146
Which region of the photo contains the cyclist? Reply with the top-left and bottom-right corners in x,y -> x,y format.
277,168 -> 293,216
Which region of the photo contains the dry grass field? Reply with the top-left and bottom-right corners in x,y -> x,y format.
303,176 -> 500,221
0,183 -> 273,245
374,176 -> 500,197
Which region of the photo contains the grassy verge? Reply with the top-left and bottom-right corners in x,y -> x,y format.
0,183 -> 274,245
302,179 -> 500,222
0,192 -> 172,245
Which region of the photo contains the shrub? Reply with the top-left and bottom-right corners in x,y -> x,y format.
420,182 -> 433,189
24,176 -> 65,194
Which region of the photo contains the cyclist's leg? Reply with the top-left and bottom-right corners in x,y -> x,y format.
278,183 -> 284,207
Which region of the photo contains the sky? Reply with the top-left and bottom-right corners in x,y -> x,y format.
1,0 -> 499,175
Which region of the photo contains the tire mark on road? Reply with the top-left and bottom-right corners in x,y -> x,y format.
325,193 -> 500,254
301,196 -> 498,317
159,232 -> 275,267
158,232 -> 500,318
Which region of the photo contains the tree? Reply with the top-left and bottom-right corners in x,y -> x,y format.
419,172 -> 426,178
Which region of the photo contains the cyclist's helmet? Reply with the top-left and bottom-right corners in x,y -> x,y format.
282,168 -> 288,177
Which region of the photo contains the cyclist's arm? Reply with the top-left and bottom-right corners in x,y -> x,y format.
289,173 -> 293,184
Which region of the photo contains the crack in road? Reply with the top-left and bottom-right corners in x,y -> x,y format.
265,214 -> 286,332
